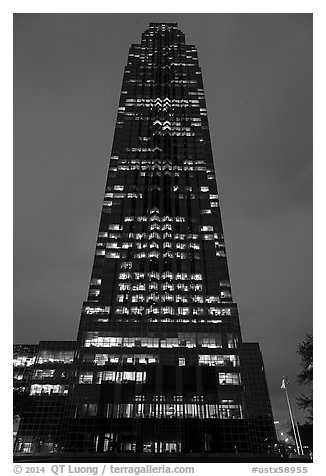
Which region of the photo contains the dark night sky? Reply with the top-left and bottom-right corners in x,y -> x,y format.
13,13 -> 312,424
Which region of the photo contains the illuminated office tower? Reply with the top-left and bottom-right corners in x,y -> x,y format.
63,23 -> 276,455
14,23 -> 276,458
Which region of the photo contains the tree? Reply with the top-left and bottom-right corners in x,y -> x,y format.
296,332 -> 313,422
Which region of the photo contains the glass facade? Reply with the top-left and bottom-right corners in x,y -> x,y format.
14,23 -> 276,458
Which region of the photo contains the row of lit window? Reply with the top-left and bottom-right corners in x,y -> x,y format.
102,197 -> 216,205
78,370 -> 240,386
125,98 -> 200,105
13,356 -> 36,367
120,232 -> 213,240
132,53 -> 199,61
105,238 -> 217,248
118,272 -> 203,281
91,317 -> 225,324
198,355 -> 239,366
109,233 -> 221,242
77,402 -> 243,420
153,119 -> 195,128
98,246 -> 223,258
14,372 -> 27,380
124,147 -> 162,152
116,159 -> 207,167
121,107 -> 203,117
104,227 -> 204,236
103,187 -> 214,196
131,242 -> 199,250
112,306 -> 232,317
141,117 -> 203,125
101,201 -> 217,211
116,159 -> 207,166
79,371 -> 146,384
125,80 -> 199,86
30,384 -> 68,395
106,241 -> 198,249
107,196 -> 213,205
105,230 -> 220,238
83,333 -> 226,349
85,295 -> 222,313
81,353 -> 239,367
124,214 -> 186,223
33,369 -> 67,379
127,62 -> 199,70
150,223 -> 171,230
83,354 -> 159,365
104,192 -> 143,199
154,131 -> 195,137
84,305 -> 110,315
89,295 -> 228,306
36,351 -> 75,364
98,221 -> 187,234
117,283 -> 203,291
121,109 -> 203,118
131,251 -> 191,259
116,294 -> 220,304
116,165 -> 209,172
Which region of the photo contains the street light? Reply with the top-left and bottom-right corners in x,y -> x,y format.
281,376 -> 304,455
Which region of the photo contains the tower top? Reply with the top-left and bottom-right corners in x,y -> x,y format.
149,22 -> 178,28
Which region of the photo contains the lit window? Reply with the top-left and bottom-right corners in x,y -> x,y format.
121,262 -> 132,269
108,224 -> 122,230
84,306 -> 109,317
198,355 -> 239,367
177,307 -> 189,316
131,307 -> 144,315
79,372 -> 93,384
13,355 -> 36,367
118,283 -> 130,291
201,209 -> 211,214
191,284 -> 202,291
162,306 -> 173,315
199,334 -> 222,348
219,373 -> 241,385
162,223 -> 172,230
30,384 -> 68,395
106,252 -> 120,258
219,404 -> 243,419
33,369 -> 55,379
89,289 -> 100,297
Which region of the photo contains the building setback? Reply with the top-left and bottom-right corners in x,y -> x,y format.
14,23 -> 276,458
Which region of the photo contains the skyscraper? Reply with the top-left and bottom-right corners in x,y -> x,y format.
14,22 -> 276,459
